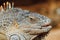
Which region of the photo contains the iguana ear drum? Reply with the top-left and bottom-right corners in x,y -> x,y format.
9,34 -> 26,40
0,33 -> 8,40
10,34 -> 21,40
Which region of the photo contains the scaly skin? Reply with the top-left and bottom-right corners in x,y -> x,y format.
0,8 -> 52,40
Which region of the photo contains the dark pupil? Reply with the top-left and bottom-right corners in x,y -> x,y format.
30,18 -> 33,20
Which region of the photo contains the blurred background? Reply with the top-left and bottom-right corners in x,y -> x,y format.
0,0 -> 60,40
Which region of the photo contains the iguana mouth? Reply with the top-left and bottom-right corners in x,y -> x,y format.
41,23 -> 51,27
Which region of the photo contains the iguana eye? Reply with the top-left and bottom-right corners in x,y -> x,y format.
28,17 -> 39,24
30,18 -> 33,20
